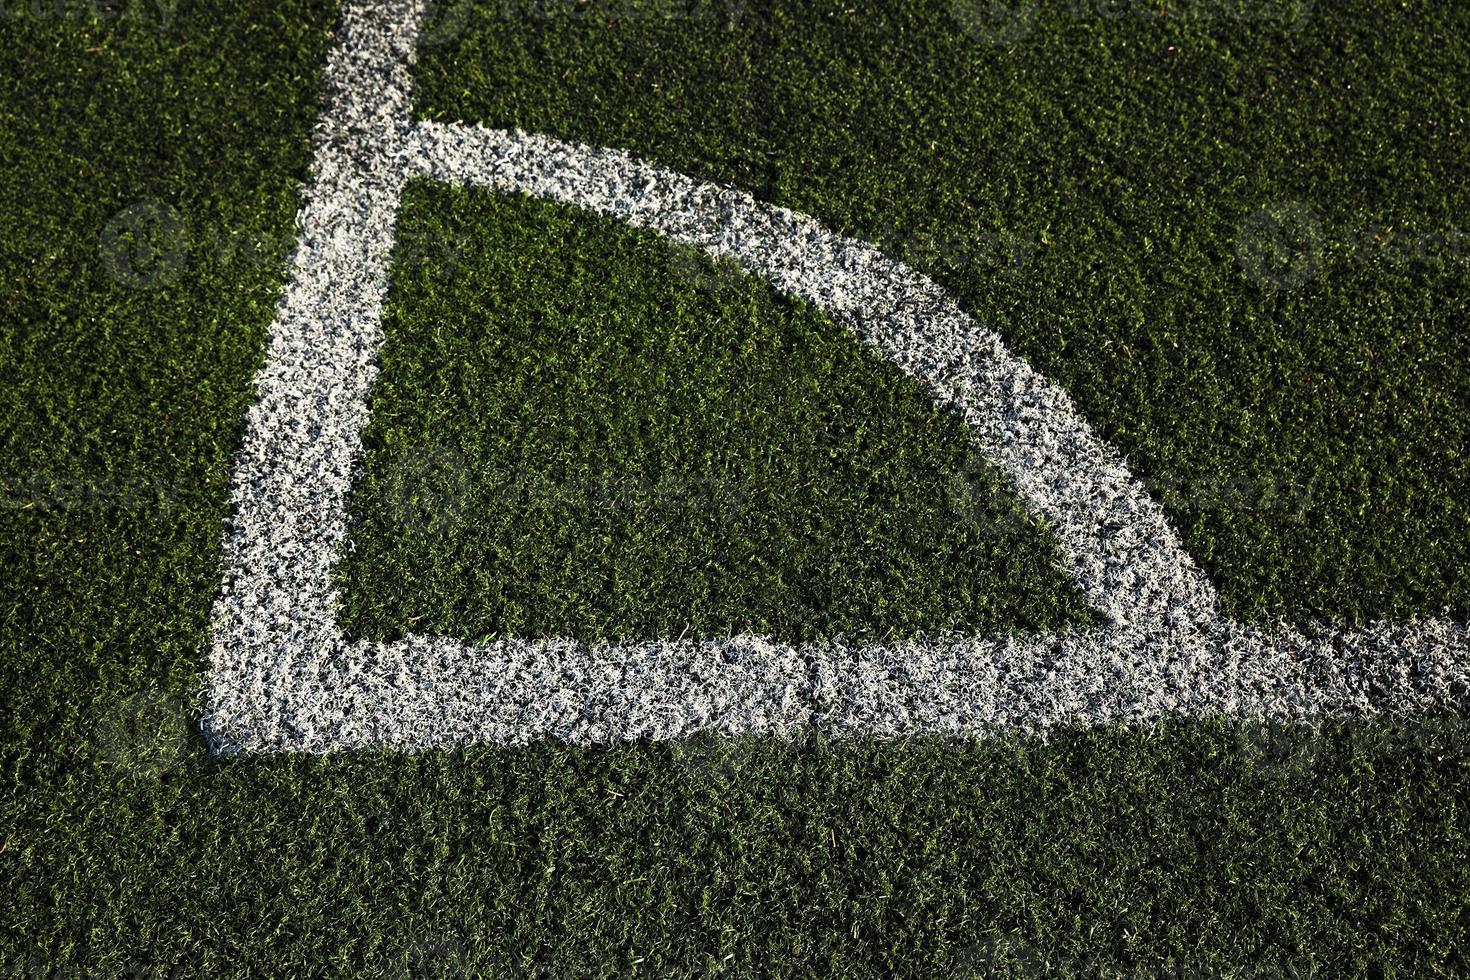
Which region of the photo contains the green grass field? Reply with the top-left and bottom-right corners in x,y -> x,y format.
4,0 -> 1468,975
338,181 -> 1094,643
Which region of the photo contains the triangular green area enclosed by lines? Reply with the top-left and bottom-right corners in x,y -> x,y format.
336,182 -> 1094,643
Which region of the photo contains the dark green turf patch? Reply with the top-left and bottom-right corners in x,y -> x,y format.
0,0 -> 335,748
413,0 -> 1470,626
8,717 -> 1470,976
336,182 -> 1093,642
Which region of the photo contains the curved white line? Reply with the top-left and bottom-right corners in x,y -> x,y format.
404,121 -> 1221,633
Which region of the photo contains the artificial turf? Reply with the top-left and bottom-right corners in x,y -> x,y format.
3,0 -> 1468,976
337,181 -> 1093,643
414,0 -> 1470,625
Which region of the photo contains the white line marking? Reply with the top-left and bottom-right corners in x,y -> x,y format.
405,122 -> 1221,633
203,0 -> 1467,754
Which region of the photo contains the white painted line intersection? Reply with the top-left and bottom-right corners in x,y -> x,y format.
203,0 -> 1467,754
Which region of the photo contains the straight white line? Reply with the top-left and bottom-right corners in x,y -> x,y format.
202,0 -> 1468,754
224,622 -> 1468,752
205,0 -> 419,750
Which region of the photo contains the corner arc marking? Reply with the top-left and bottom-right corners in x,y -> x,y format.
404,120 -> 1223,632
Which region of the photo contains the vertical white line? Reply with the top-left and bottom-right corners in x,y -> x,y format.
206,0 -> 423,749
